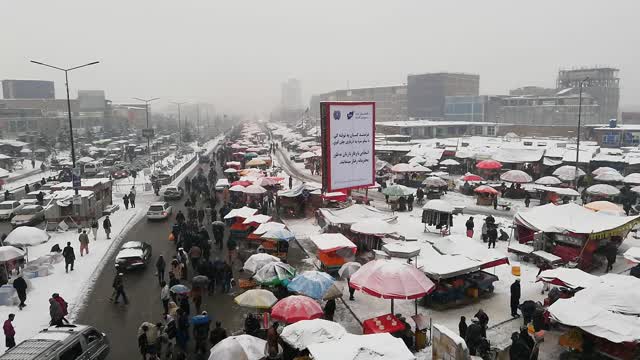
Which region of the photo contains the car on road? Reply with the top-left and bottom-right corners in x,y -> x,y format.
111,168 -> 129,179
199,154 -> 210,163
0,324 -> 110,360
0,200 -> 25,220
146,202 -> 173,220
115,241 -> 152,270
11,205 -> 45,227
163,185 -> 184,200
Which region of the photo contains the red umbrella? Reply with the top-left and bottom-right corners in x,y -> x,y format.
461,174 -> 484,182
349,259 -> 435,313
271,295 -> 324,323
476,160 -> 502,170
474,185 -> 499,195
231,180 -> 252,187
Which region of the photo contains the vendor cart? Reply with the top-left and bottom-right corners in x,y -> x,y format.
310,233 -> 357,275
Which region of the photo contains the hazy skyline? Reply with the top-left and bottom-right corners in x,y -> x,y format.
2,0 -> 640,115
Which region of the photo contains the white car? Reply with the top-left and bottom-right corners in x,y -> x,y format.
146,202 -> 173,220
0,201 -> 25,220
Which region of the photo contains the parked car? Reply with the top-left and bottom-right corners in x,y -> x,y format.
163,186 -> 184,200
115,241 -> 152,270
146,202 -> 173,220
111,169 -> 129,179
0,201 -> 25,220
11,205 -> 45,227
198,154 -> 210,163
0,324 -> 110,360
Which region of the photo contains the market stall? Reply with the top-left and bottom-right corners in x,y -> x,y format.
514,203 -> 640,270
421,199 -> 454,234
310,233 -> 357,274
474,185 -> 499,206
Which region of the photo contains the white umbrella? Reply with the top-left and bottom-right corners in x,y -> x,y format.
422,176 -> 447,188
624,173 -> 640,185
253,222 -> 286,235
234,289 -> 278,309
338,262 -> 361,279
224,168 -> 238,173
243,184 -> 267,195
253,262 -> 296,285
623,247 -> 640,263
439,159 -> 460,166
5,227 -> 50,247
242,214 -> 271,225
585,184 -> 620,196
229,185 -> 246,192
299,151 -> 318,160
500,170 -> 533,184
409,164 -> 431,173
592,166 -> 618,176
208,335 -> 267,360
408,156 -> 426,164
535,176 -> 562,186
19,149 -> 32,154
631,186 -> 640,195
391,163 -> 414,173
77,156 -> 94,163
350,219 -> 395,236
0,246 -> 25,262
553,165 -> 586,181
243,253 -> 281,273
422,199 -> 454,213
281,319 -> 347,350
594,171 -> 624,183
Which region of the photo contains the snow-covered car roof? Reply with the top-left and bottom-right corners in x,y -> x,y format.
122,241 -> 145,249
116,248 -> 144,259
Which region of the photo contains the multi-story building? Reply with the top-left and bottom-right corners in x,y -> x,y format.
376,119 -> 498,139
497,92 -> 600,127
407,72 -> 479,119
315,85 -> 407,123
509,86 -> 557,97
444,95 -> 504,122
281,78 -> 303,110
2,80 -> 55,99
557,67 -> 619,123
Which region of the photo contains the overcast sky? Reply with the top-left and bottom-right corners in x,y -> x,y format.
2,0 -> 639,115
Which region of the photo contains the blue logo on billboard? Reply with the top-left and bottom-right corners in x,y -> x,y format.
347,111 -> 354,120
333,110 -> 341,120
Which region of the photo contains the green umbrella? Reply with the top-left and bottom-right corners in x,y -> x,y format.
382,184 -> 414,197
253,262 -> 296,286
244,152 -> 258,159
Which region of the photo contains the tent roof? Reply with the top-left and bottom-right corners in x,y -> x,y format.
308,333 -> 415,360
492,148 -> 544,163
514,203 -> 639,235
310,233 -> 356,252
318,204 -> 397,226
432,235 -> 508,268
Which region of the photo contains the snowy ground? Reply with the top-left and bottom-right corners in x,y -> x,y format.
0,137 -> 222,353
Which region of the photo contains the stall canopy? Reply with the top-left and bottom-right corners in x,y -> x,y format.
492,148 -> 544,164
432,235 -> 509,269
531,185 -> 579,197
537,268 -> 600,289
548,274 -> 640,343
307,333 -> 416,360
417,245 -> 482,280
318,204 -> 397,226
224,206 -> 258,220
310,234 -> 357,253
278,182 -> 322,198
514,203 -> 640,238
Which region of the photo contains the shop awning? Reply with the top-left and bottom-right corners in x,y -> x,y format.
492,148 -> 544,164
318,204 -> 397,226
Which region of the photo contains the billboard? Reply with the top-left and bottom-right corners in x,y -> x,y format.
320,101 -> 375,192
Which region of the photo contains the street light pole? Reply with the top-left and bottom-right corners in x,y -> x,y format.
574,77 -> 590,188
170,102 -> 187,146
30,60 -> 99,194
133,97 -> 160,157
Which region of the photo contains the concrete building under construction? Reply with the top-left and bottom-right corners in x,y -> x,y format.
557,67 -> 619,123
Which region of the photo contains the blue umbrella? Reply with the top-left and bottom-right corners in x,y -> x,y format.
287,271 -> 336,300
262,228 -> 295,242
170,284 -> 190,295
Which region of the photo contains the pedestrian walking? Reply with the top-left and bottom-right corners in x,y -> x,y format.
62,242 -> 75,273
197,208 -> 205,227
323,299 -> 336,321
458,316 -> 467,339
52,293 -> 69,324
465,318 -> 482,356
3,314 -> 15,349
347,278 -> 356,301
90,218 -> 99,240
474,309 -> 489,338
156,255 -> 166,284
288,176 -> 293,189
123,194 -> 130,210
49,298 -> 64,326
227,237 -> 237,266
103,215 -> 112,239
138,325 -> 150,360
175,309 -> 190,352
465,217 -> 475,238
487,225 -> 498,249
510,279 -> 521,317
266,322 -> 280,359
24,184 -> 30,194
189,245 -> 202,273
79,230 -> 90,256
209,321 -> 227,347
160,281 -> 170,315
129,187 -> 137,208
524,193 -> 531,208
222,262 -> 232,293
111,273 -> 128,304
12,275 -> 27,310
192,311 -> 210,355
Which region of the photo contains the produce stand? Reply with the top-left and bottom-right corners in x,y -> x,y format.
310,233 -> 357,274
362,313 -> 406,335
425,271 -> 498,308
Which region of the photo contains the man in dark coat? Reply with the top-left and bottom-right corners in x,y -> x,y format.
12,276 -> 27,310
156,255 -> 166,285
510,279 -> 521,317
520,300 -> 536,325
3,314 -> 15,349
112,273 -> 128,304
209,321 -> 227,347
62,242 -> 75,273
474,309 -> 489,338
458,316 -> 467,339
509,332 -> 531,360
103,216 -> 112,239
487,225 -> 498,249
323,299 -> 336,321
175,210 -> 186,224
465,217 -> 474,238
605,243 -> 617,273
465,318 -> 482,356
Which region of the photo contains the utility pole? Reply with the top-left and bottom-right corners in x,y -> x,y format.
574,77 -> 590,188
31,60 -> 99,195
171,101 -> 187,146
133,97 -> 160,159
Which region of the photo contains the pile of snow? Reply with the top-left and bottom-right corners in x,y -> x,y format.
4,227 -> 50,247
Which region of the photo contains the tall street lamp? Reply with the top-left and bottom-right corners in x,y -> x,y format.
170,101 -> 187,145
133,97 -> 160,157
574,77 -> 590,188
30,60 -> 99,172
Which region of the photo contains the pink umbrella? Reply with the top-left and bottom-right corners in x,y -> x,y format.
474,185 -> 499,195
271,295 -> 324,324
461,173 -> 484,182
476,160 -> 502,170
349,259 -> 435,313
